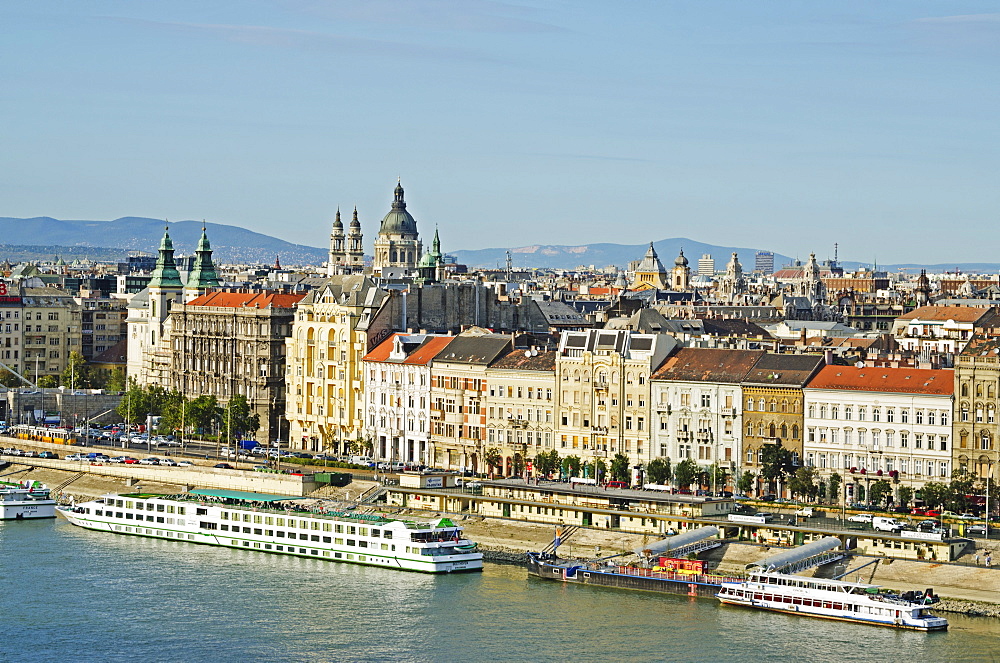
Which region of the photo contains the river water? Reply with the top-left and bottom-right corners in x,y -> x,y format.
2,518 -> 998,662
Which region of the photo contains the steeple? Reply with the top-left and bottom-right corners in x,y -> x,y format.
148,226 -> 184,288
186,225 -> 220,290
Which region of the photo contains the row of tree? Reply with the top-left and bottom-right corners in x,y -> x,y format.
0,351 -> 127,391
116,381 -> 260,444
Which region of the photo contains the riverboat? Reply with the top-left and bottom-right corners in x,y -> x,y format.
1,480 -> 57,520
716,571 -> 948,630
56,489 -> 483,573
526,552 -> 742,597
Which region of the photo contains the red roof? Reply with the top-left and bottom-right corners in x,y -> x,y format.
806,365 -> 954,395
185,291 -> 306,309
362,333 -> 455,366
897,306 -> 993,323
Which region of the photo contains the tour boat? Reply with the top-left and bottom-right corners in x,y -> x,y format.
1,480 -> 57,520
56,489 -> 483,573
716,571 -> 948,631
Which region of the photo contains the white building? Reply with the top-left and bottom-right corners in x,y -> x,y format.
803,365 -> 955,502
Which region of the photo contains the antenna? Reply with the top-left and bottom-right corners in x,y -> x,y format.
833,242 -> 838,265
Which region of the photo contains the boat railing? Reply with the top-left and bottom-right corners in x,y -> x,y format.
601,564 -> 744,586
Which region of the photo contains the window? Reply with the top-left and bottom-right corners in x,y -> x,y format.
886,408 -> 894,423
927,411 -> 936,425
901,409 -> 908,424
746,397 -> 754,411
872,408 -> 880,423
941,411 -> 948,426
915,411 -> 924,425
900,432 -> 908,448
844,407 -> 852,421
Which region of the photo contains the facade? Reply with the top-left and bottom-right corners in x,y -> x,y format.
954,333 -> 1000,479
671,249 -> 691,291
372,181 -> 422,276
804,365 -> 954,502
428,329 -> 513,472
630,244 -> 669,290
327,208 -> 365,275
755,251 -> 774,275
362,332 -> 454,466
651,348 -> 764,489
555,329 -> 674,470
740,354 -> 825,493
77,290 -> 127,362
484,349 -> 557,476
285,275 -> 389,453
167,291 -> 304,443
22,286 -> 81,383
892,305 -> 996,356
0,282 -> 25,380
697,254 -> 715,277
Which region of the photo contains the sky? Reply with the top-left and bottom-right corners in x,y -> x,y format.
2,1 -> 998,265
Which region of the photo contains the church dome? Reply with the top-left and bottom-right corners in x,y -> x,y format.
674,249 -> 689,267
378,181 -> 418,236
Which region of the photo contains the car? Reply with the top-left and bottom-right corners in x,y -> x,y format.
924,509 -> 941,517
21,450 -> 38,458
214,463 -> 234,469
910,507 -> 930,516
38,451 -> 58,459
66,453 -> 87,461
176,460 -> 193,467
795,507 -> 814,518
848,513 -> 874,523
123,457 -> 139,464
967,524 -> 989,536
916,519 -> 942,532
158,458 -> 177,466
138,457 -> 161,465
109,456 -> 128,464
892,506 -> 911,514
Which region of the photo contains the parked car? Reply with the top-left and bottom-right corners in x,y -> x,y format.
214,463 -> 234,469
158,458 -> 177,466
66,453 -> 87,461
138,457 -> 161,465
873,517 -> 904,533
848,513 -> 874,523
109,456 -> 128,464
795,506 -> 814,518
967,523 -> 989,536
123,457 -> 139,464
37,451 -> 59,459
916,519 -> 942,532
176,460 -> 193,467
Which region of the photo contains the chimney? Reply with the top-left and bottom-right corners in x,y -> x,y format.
824,349 -> 833,365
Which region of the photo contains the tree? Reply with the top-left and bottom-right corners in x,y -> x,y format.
869,479 -> 892,507
759,441 -> 794,493
707,463 -> 728,492
595,459 -> 608,483
562,455 -> 582,478
896,485 -> 913,508
828,473 -> 842,504
919,482 -> 949,508
646,458 -> 672,486
737,471 -> 755,494
513,454 -> 525,476
787,467 -> 818,501
674,458 -> 699,489
106,367 -> 127,393
185,395 -> 220,436
484,447 -> 503,477
59,351 -> 89,389
610,453 -> 631,483
37,375 -> 57,388
219,395 -> 259,443
534,450 -> 560,477
0,368 -> 22,388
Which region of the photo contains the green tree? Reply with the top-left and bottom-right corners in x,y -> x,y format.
59,351 -> 89,389
919,482 -> 950,508
184,395 -> 220,437
869,479 -> 892,506
562,455 -> 582,478
610,453 -> 631,483
220,395 -> 260,443
513,454 -> 525,476
595,459 -> 608,483
534,450 -> 560,477
828,473 -> 842,504
760,441 -> 794,493
788,467 -> 819,501
0,368 -> 22,388
37,375 -> 57,388
674,458 -> 700,489
106,367 -> 127,393
737,471 -> 755,494
896,485 -> 913,508
707,463 -> 728,492
646,458 -> 672,485
484,447 -> 503,476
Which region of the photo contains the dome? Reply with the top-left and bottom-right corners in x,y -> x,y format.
378,181 -> 418,236
674,249 -> 689,267
332,209 -> 343,230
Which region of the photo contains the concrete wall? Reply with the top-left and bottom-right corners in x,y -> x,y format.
3,390 -> 122,426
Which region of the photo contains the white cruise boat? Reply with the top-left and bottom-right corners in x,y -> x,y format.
0,481 -> 56,520
56,489 -> 483,574
1,480 -> 57,520
717,571 -> 947,631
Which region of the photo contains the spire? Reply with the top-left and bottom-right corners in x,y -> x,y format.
333,208 -> 343,230
148,225 -> 184,288
393,180 -> 406,209
350,206 -> 361,228
432,225 -> 441,257
275,254 -> 281,270
186,225 -> 220,289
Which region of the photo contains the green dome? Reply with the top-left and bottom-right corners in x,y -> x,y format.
379,181 -> 418,236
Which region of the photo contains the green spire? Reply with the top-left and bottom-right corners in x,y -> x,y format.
186,225 -> 220,289
148,226 -> 184,288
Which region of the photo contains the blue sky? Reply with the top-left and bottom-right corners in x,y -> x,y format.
2,1 -> 998,264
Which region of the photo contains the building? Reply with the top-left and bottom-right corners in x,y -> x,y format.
804,365 -> 954,502
76,290 -> 127,362
428,329 -> 513,472
555,329 -> 675,471
954,333 -> 1000,479
0,282 -> 25,380
755,251 -> 774,275
167,290 -> 305,444
651,348 -> 764,491
741,353 -> 825,494
630,243 -> 669,290
671,249 -> 691,291
22,286 -> 81,383
362,332 -> 454,466
697,254 -> 715,277
285,275 -> 389,453
372,181 -> 422,276
327,208 -> 365,275
892,305 -> 997,357
485,348 -> 557,476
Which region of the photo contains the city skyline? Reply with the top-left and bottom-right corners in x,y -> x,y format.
3,2 -> 998,262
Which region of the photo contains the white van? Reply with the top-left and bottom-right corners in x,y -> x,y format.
873,516 -> 903,532
349,455 -> 374,467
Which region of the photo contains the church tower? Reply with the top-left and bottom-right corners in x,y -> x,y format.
415,227 -> 444,284
327,209 -> 346,275
147,226 -> 185,347
347,207 -> 365,271
671,248 -> 691,291
373,180 -> 421,275
630,243 -> 668,290
719,252 -> 746,302
184,225 -> 220,301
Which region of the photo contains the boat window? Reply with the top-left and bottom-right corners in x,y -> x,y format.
347,539 -> 356,547
384,531 -> 392,539
157,504 -> 165,512
196,508 -> 208,516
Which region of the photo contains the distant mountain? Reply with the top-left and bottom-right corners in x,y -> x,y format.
0,217 -> 327,265
452,239 -> 794,272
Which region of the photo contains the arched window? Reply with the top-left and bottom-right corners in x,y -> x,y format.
768,423 -> 776,437
792,425 -> 799,439
780,423 -> 788,438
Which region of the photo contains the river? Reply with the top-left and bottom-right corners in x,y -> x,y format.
2,518 -> 997,662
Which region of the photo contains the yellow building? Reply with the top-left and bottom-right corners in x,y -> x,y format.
629,243 -> 668,290
285,276 -> 389,453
